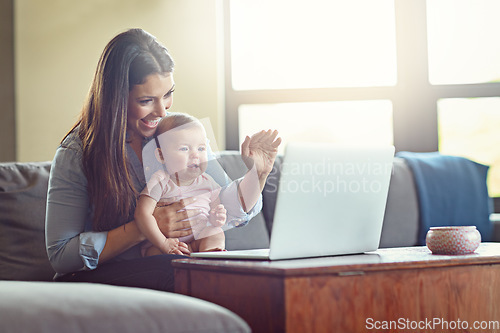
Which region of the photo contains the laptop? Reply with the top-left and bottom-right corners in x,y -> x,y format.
191,142 -> 395,260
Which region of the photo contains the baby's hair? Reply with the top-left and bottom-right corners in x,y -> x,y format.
153,113 -> 205,161
155,112 -> 201,137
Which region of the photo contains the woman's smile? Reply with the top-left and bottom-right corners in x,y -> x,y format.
141,117 -> 162,129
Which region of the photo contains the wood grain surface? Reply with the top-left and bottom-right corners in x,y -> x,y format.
174,243 -> 500,332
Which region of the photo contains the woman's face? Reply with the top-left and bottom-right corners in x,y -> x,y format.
127,73 -> 175,139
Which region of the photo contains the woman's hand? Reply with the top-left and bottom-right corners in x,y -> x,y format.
241,130 -> 281,179
153,197 -> 202,239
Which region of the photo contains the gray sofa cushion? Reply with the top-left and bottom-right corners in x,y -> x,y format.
0,281 -> 250,333
228,154 -> 420,248
379,157 -> 419,247
261,155 -> 282,234
0,162 -> 55,281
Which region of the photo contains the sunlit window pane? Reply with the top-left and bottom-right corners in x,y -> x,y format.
427,0 -> 500,85
239,100 -> 393,154
230,0 -> 397,90
438,98 -> 500,196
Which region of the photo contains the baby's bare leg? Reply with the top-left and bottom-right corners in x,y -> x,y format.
189,240 -> 199,253
197,228 -> 225,252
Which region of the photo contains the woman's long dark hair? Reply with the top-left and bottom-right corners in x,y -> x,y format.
65,29 -> 174,231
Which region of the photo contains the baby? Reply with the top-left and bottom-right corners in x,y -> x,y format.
135,113 -> 227,255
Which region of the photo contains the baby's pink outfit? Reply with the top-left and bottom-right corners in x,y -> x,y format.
140,170 -> 221,243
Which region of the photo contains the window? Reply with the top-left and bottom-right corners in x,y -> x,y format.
427,0 -> 500,85
226,0 -> 398,150
438,98 -> 500,197
224,0 -> 500,210
239,100 -> 393,154
427,0 -> 500,209
230,0 -> 397,90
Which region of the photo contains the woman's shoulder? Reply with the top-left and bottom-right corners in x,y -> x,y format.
60,128 -> 83,151
51,128 -> 85,182
54,128 -> 85,164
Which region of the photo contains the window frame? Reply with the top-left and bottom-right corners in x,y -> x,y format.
222,0 -> 500,211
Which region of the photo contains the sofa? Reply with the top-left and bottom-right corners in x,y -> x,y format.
0,151 -> 497,332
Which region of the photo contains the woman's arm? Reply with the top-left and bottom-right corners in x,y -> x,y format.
46,143 -> 195,275
46,144 -> 111,275
97,220 -> 145,263
46,143 -> 148,271
46,142 -> 150,274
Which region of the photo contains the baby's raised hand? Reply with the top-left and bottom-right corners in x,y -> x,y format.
241,130 -> 281,177
209,204 -> 227,227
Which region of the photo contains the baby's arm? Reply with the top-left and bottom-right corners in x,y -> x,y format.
238,130 -> 281,212
205,183 -> 226,227
209,199 -> 227,227
135,195 -> 179,254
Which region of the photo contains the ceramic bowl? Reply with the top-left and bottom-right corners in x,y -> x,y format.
426,226 -> 481,255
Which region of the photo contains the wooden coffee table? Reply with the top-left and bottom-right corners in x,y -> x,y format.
173,243 -> 500,333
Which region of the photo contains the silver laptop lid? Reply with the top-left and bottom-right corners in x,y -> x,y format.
269,142 -> 394,260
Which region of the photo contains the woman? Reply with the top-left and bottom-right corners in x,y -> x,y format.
45,28 -> 280,291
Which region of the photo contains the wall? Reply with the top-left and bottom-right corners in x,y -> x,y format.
15,0 -> 224,162
0,0 -> 15,162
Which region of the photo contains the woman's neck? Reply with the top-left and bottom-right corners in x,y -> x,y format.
128,131 -> 145,164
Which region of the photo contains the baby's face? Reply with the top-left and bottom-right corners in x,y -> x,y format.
159,124 -> 208,185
